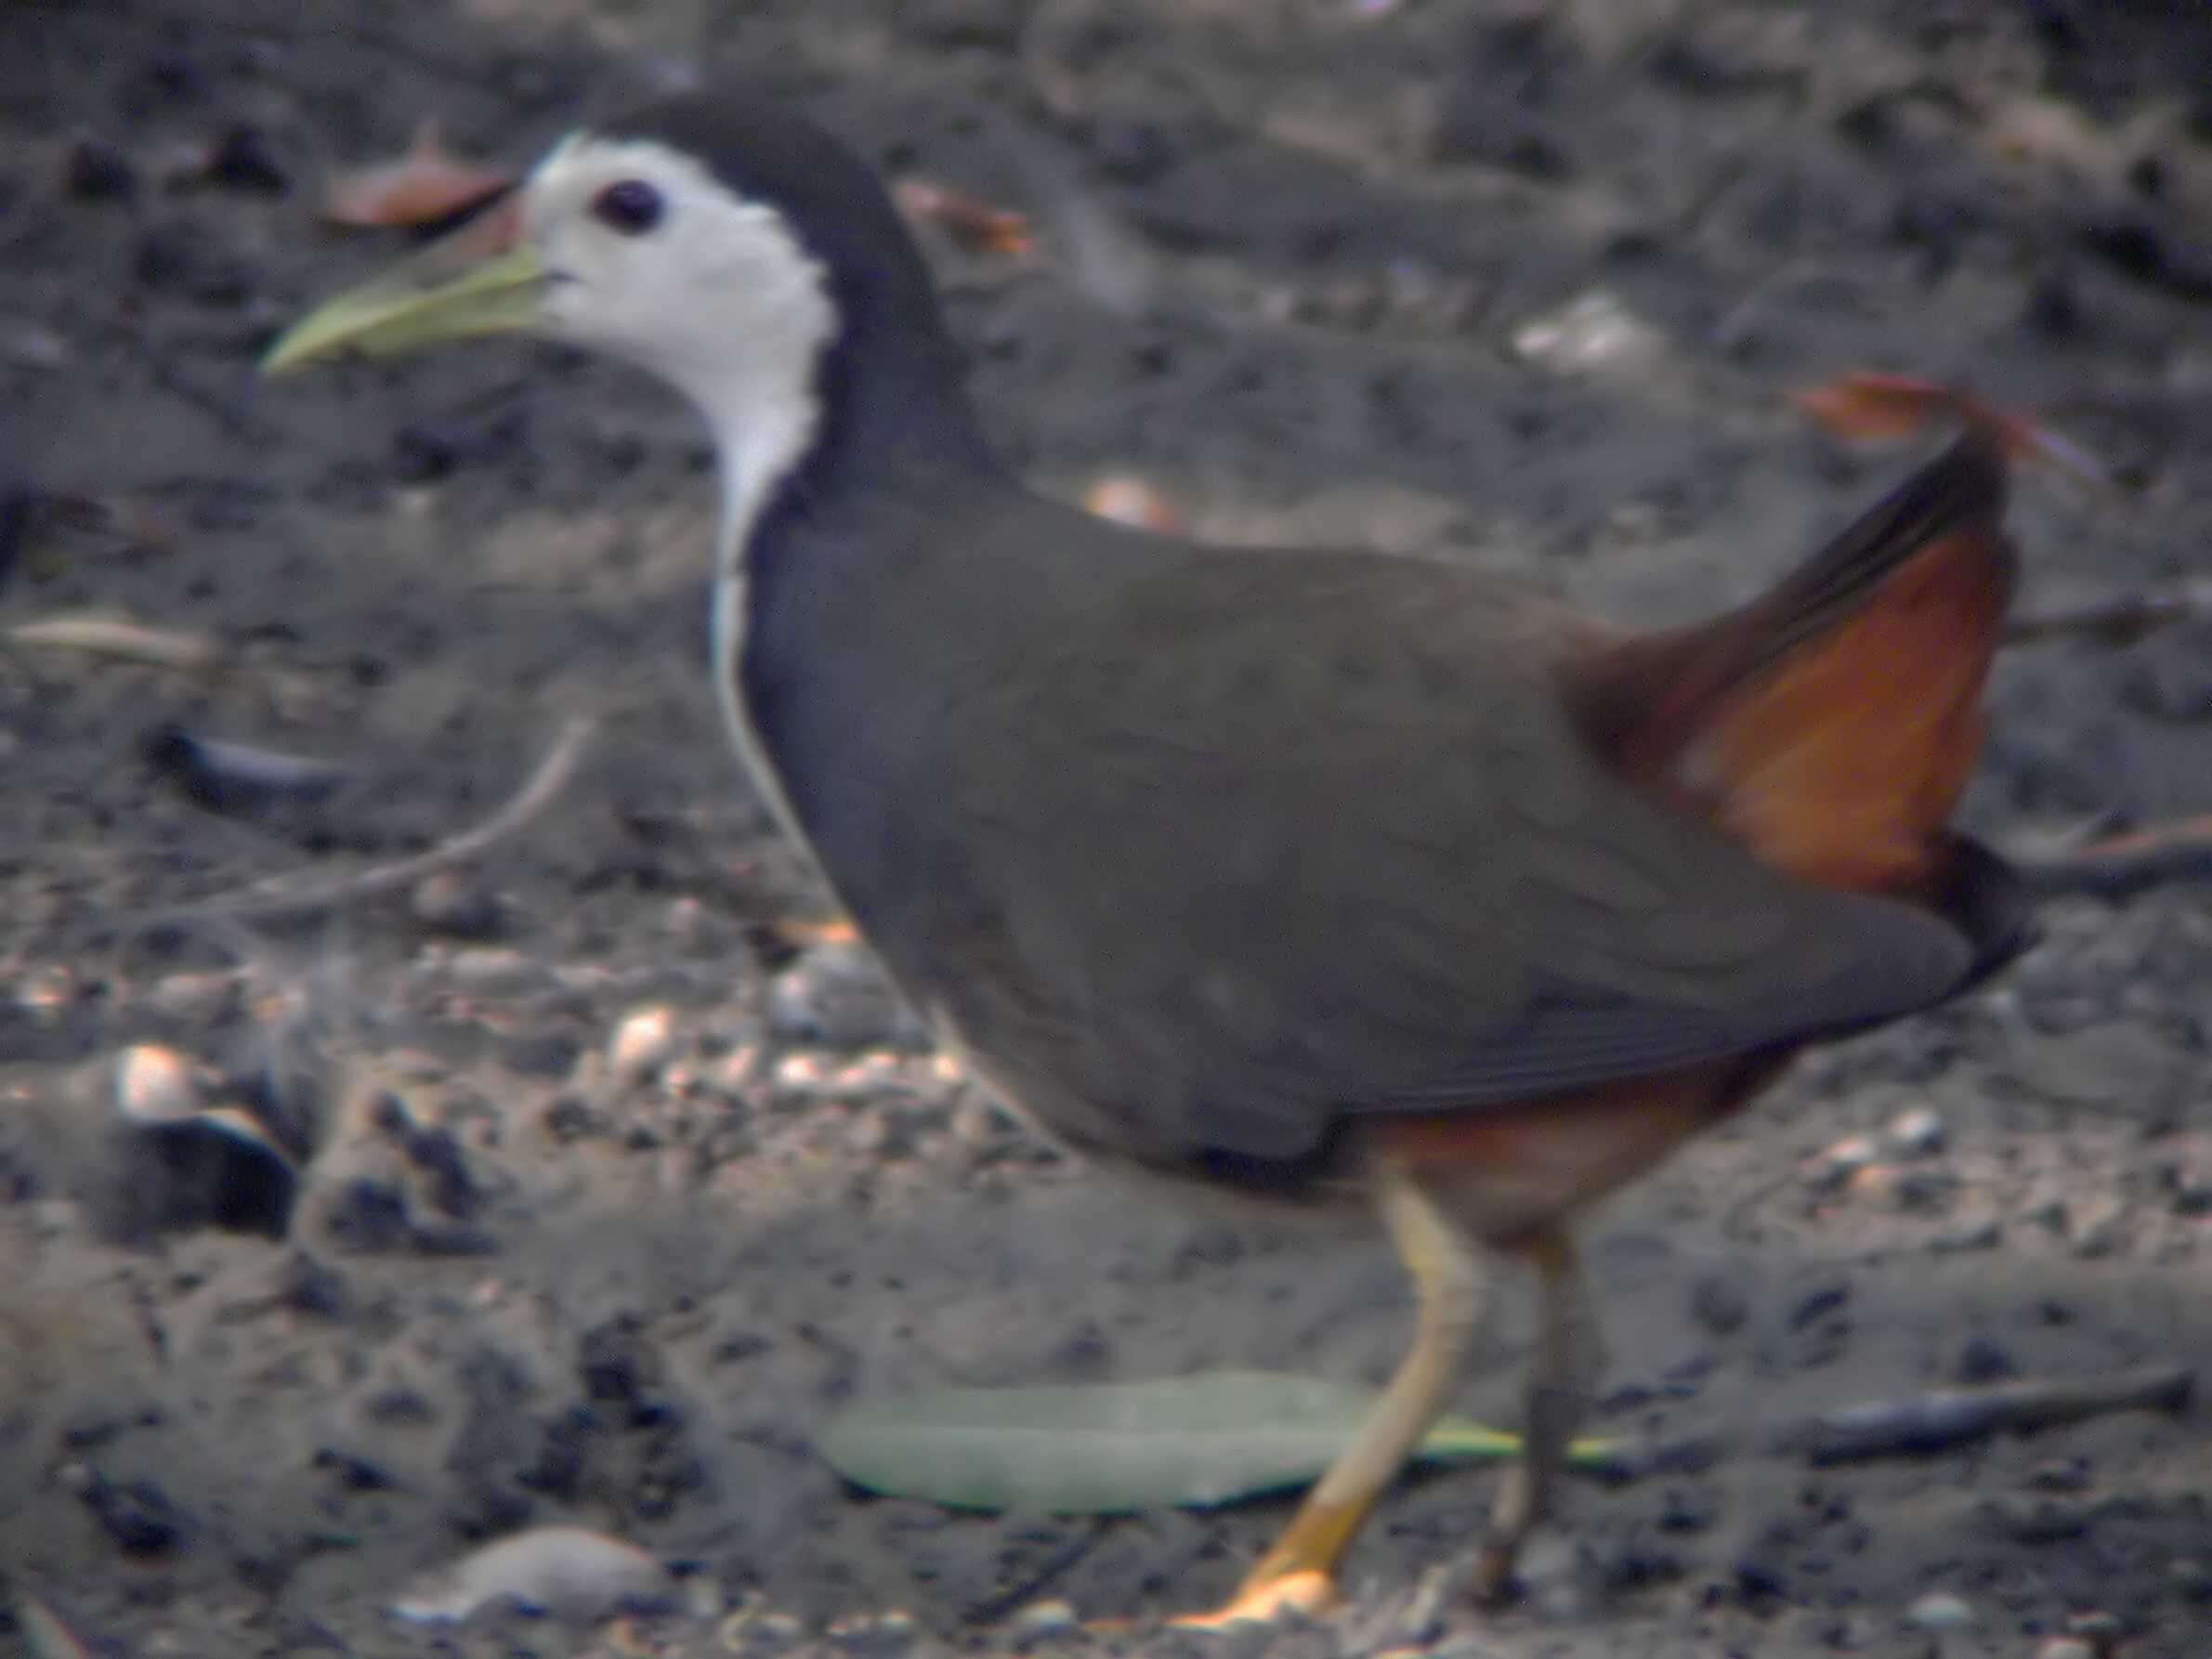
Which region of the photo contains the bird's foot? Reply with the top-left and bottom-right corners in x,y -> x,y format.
1171,1568 -> 1339,1629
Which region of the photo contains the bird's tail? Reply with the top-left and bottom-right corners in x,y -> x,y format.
1575,431 -> 2016,905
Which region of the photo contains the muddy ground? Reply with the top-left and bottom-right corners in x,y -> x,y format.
4,1 -> 2212,1655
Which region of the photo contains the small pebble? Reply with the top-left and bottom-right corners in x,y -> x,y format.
2168,1166 -> 2212,1217
1845,1162 -> 1903,1205
1510,289 -> 1663,372
2072,1199 -> 2127,1259
1787,1282 -> 1851,1332
80,1473 -> 185,1558
1903,1590 -> 1976,1631
1804,1134 -> 1878,1192
443,947 -> 541,988
1981,1493 -> 2089,1543
1082,474 -> 1185,534
2065,1609 -> 2122,1648
1688,1269 -> 1751,1335
1009,1598 -> 1077,1635
2025,1457 -> 2090,1492
1954,1334 -> 2017,1384
609,1006 -> 678,1083
409,870 -> 504,938
64,137 -> 137,200
114,1043 -> 209,1124
205,122 -> 288,192
389,1525 -> 674,1625
682,1574 -> 725,1620
1884,1105 -> 1948,1157
1930,1213 -> 2002,1253
2024,1194 -> 2071,1234
766,941 -> 904,1049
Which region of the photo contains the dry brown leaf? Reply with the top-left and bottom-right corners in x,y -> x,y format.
892,177 -> 1034,256
322,116 -> 515,229
1791,372 -> 2108,488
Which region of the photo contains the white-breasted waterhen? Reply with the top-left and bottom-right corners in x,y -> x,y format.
266,92 -> 2029,1626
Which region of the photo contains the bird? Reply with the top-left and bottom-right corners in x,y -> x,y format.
265,91 -> 2032,1626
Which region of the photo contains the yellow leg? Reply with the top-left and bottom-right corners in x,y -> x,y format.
1175,1159 -> 1489,1627
1473,1225 -> 1602,1603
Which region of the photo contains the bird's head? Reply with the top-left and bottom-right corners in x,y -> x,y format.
266,95 -> 961,475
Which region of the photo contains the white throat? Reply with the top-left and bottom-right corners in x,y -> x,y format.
706,399 -> 817,846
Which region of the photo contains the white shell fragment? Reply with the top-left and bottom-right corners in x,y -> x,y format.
608,1006 -> 678,1083
389,1524 -> 676,1626
1509,289 -> 1664,374
114,1042 -> 215,1124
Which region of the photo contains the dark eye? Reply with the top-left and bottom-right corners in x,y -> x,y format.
591,178 -> 664,235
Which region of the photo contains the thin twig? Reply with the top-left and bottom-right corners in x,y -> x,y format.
1782,1365 -> 2191,1464
2004,581 -> 2212,648
2010,814 -> 2212,899
5,612 -> 226,673
149,716 -> 595,924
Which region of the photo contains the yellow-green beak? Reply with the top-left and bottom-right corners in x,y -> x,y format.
262,222 -> 548,376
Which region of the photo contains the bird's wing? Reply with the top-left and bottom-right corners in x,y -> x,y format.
925,543 -> 1978,1166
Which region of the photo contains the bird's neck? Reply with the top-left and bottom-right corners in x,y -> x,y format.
700,318 -> 997,844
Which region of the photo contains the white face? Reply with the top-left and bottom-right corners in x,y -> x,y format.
519,134 -> 837,484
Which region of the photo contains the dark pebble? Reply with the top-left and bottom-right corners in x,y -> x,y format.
312,1447 -> 399,1492
389,405 -> 527,483
2120,624 -> 2212,722
2078,218 -> 2212,302
1428,96 -> 1575,180
401,1124 -> 480,1219
410,870 -> 505,939
1787,1282 -> 1851,1332
82,1473 -> 186,1557
321,1177 -> 413,1253
1981,1493 -> 2090,1543
1954,1333 -> 2017,1384
1734,1557 -> 1787,1602
114,1113 -> 298,1241
275,1250 -> 349,1319
518,1405 -> 592,1501
133,222 -> 257,307
2022,272 -> 2088,342
206,123 -> 289,193
540,1093 -> 604,1141
579,1315 -> 666,1420
2027,1457 -> 2092,1493
899,0 -> 1025,49
411,1222 -> 499,1257
65,137 -> 137,201
141,724 -> 350,817
362,1386 -> 438,1427
1092,120 -> 1173,185
1689,1268 -> 1751,1335
1656,1485 -> 1719,1535
503,1032 -> 582,1079
1641,1431 -> 1727,1478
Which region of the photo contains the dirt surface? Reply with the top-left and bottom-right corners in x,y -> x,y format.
5,2 -> 2212,1655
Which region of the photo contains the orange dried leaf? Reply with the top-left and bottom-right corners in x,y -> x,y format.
1791,372 -> 2108,488
322,117 -> 515,229
1790,372 -> 1959,439
892,177 -> 1034,257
